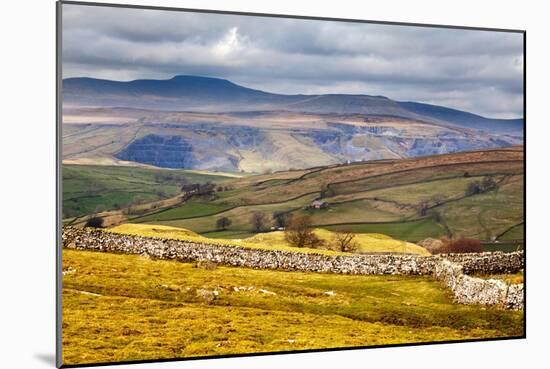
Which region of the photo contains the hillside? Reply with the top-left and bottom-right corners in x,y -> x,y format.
62,165 -> 235,219
107,224 -> 430,256
62,75 -> 523,172
128,147 -> 524,244
62,248 -> 523,365
62,109 -> 522,173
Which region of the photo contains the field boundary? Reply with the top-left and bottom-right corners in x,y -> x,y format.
63,226 -> 524,309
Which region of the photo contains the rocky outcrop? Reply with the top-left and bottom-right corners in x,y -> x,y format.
62,227 -> 524,309
115,134 -> 195,168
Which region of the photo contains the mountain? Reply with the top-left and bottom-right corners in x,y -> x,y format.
63,75 -> 523,136
62,75 -> 524,172
398,101 -> 523,135
64,75 -> 271,100
63,75 -> 298,112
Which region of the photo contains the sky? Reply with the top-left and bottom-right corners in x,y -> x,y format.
62,4 -> 524,119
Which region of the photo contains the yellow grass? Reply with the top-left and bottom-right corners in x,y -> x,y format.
61,249 -> 523,365
107,224 -> 430,256
243,229 -> 430,255
108,224 -> 346,256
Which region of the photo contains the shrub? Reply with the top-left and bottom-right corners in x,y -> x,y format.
216,217 -> 232,230
436,236 -> 483,254
465,176 -> 498,196
85,216 -> 104,228
466,181 -> 483,196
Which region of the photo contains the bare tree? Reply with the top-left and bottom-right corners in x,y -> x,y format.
332,230 -> 358,252
272,211 -> 292,228
284,215 -> 321,248
250,212 -> 268,232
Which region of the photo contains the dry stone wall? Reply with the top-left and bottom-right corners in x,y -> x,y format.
433,259 -> 524,310
62,227 -> 524,309
443,252 -> 524,274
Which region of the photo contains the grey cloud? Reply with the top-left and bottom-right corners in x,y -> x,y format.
62,4 -> 523,118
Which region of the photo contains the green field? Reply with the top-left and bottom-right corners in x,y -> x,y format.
62,249 -> 524,365
131,201 -> 231,222
498,223 -> 525,241
321,218 -> 448,241
138,193 -> 319,233
64,149 -> 524,244
62,165 -> 232,218
436,175 -> 524,239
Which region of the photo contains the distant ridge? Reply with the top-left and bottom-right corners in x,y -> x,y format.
63,75 -> 523,136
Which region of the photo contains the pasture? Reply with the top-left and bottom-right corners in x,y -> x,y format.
62,249 -> 524,365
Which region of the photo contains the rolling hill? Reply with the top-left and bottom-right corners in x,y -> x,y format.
65,148 -> 524,246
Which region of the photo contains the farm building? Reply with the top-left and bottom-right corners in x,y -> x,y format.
309,200 -> 328,209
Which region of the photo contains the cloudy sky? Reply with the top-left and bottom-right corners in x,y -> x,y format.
62,4 -> 524,119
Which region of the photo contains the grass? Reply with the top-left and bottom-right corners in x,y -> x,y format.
144,193 -> 319,233
476,272 -> 524,284
203,230 -> 257,239
297,199 -> 408,225
498,223 -> 524,241
167,161 -> 520,241
437,175 -> 524,239
482,242 -> 523,253
107,223 -> 430,256
62,249 -> 524,366
63,165 -> 232,218
244,228 -> 431,256
132,201 -> 231,222
108,224 -> 348,256
65,149 -> 524,241
328,161 -> 522,197
361,176 -> 498,206
321,218 -> 448,242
